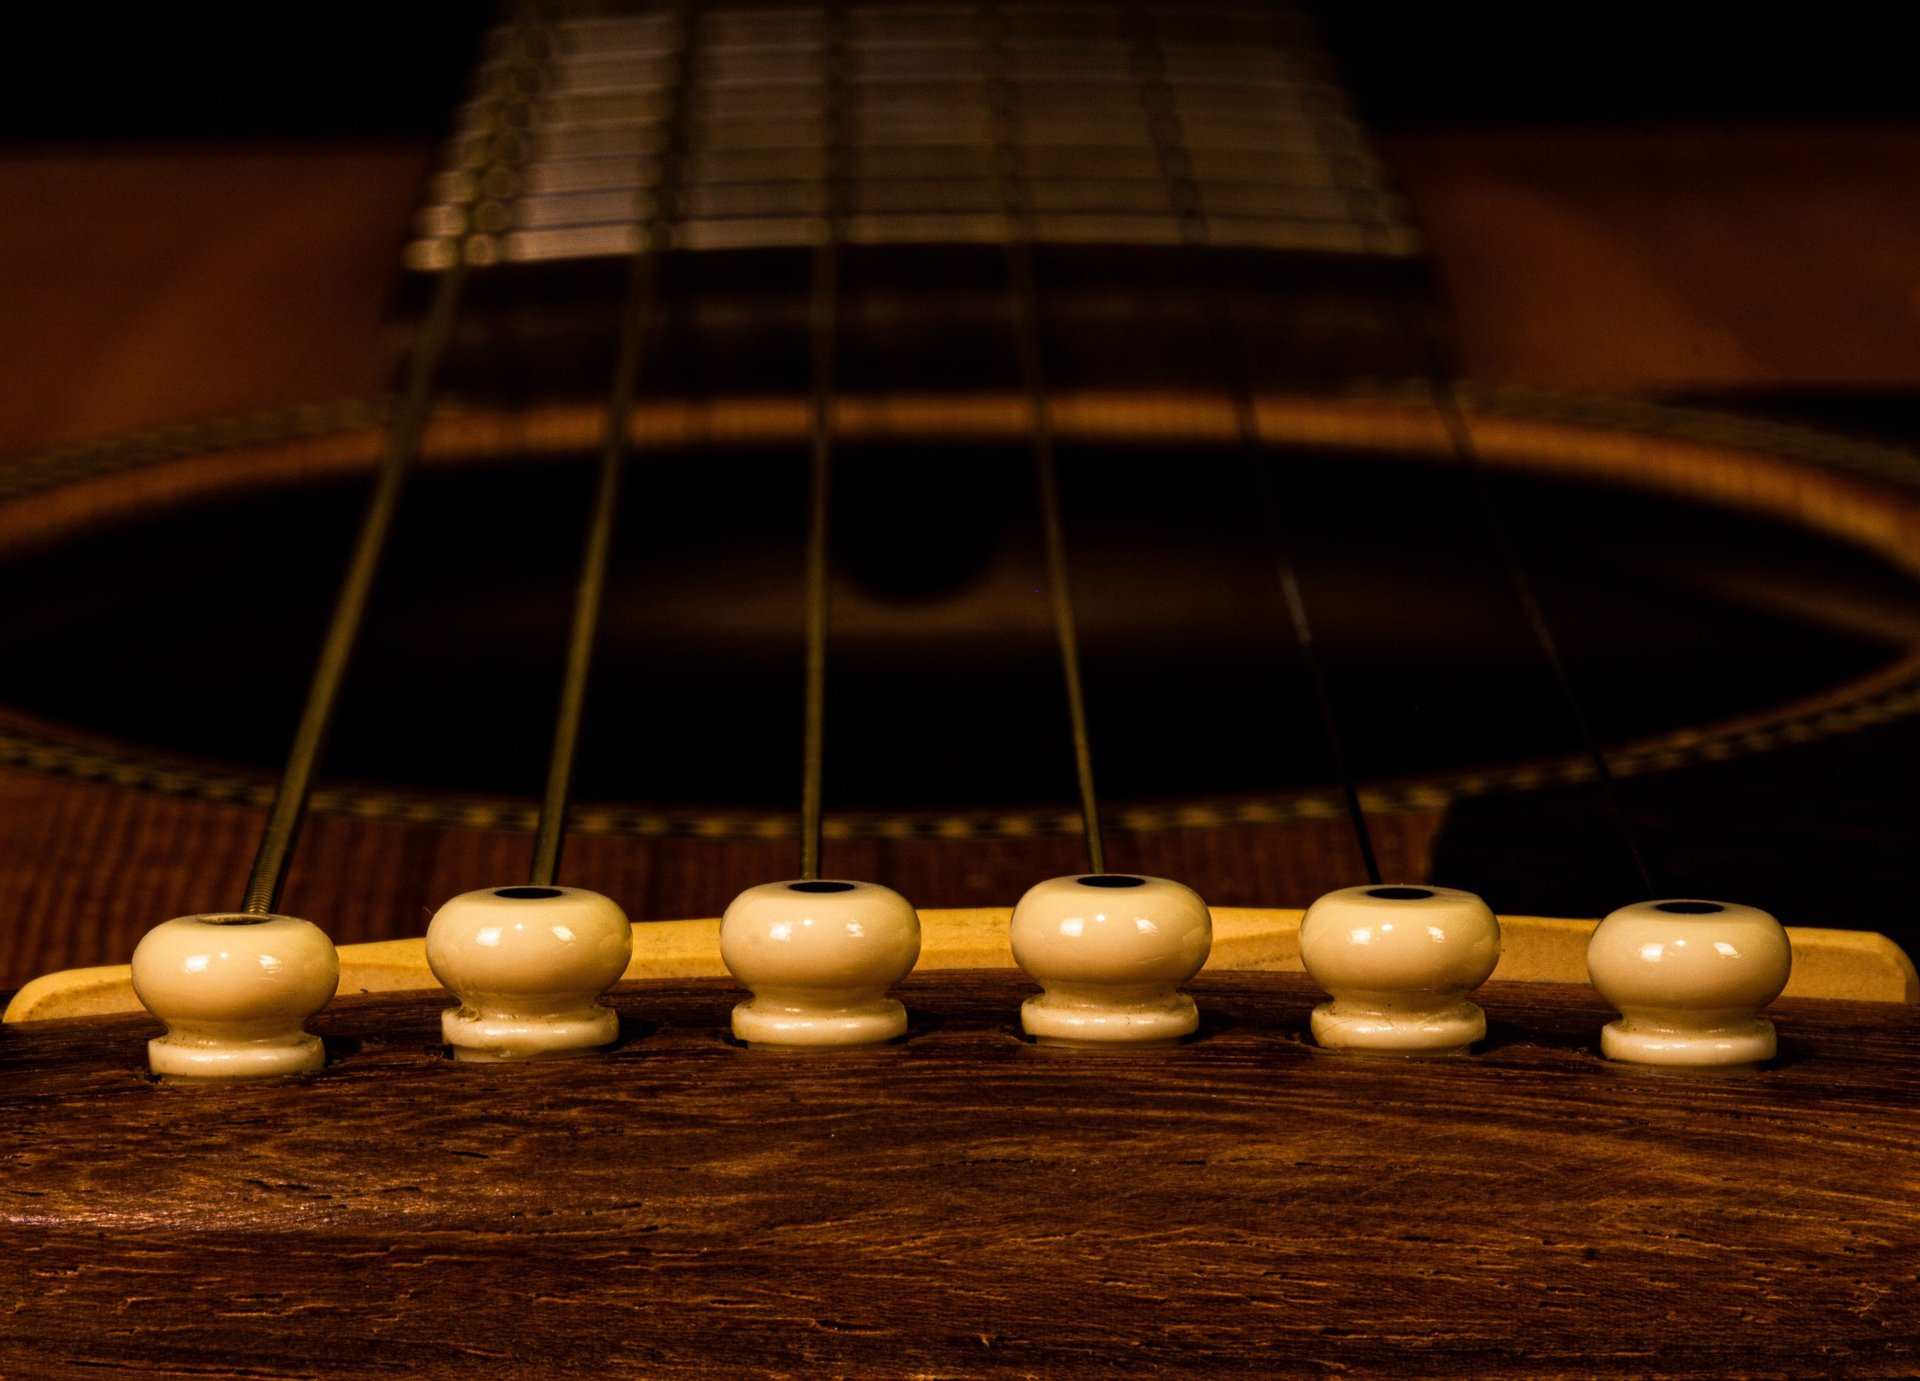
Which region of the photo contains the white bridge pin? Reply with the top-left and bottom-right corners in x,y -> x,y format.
720,880 -> 922,1048
426,885 -> 634,1062
1010,874 -> 1213,1047
130,913 -> 340,1081
1299,884 -> 1501,1056
1587,898 -> 1792,1071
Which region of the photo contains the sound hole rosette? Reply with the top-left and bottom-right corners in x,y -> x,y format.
4,387 -> 1920,841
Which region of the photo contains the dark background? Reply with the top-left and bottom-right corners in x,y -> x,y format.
2,3 -> 1916,145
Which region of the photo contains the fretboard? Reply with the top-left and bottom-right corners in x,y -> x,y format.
408,1 -> 1421,270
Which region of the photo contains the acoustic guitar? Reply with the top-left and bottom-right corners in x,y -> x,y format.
4,3 -> 1920,1375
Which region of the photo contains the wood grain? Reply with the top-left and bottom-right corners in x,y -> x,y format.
3,971 -> 1918,1378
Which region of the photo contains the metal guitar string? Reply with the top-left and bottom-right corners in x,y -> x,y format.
1305,129 -> 1666,902
1119,4 -> 1384,887
239,3 -> 556,916
798,0 -> 850,881
528,4 -> 697,888
981,0 -> 1111,876
242,0 -> 1641,912
1278,11 -> 1662,899
1427,365 -> 1662,897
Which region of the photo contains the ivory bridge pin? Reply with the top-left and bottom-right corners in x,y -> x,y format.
426,886 -> 633,1062
1587,898 -> 1792,1071
130,913 -> 340,1081
1010,874 -> 1213,1048
1299,884 -> 1502,1056
720,880 -> 922,1048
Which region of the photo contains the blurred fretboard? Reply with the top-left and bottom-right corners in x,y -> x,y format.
408,1 -> 1421,269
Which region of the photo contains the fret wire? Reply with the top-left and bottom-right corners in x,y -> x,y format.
1252,11 -> 1663,896
517,147 -> 1383,192
798,1 -> 848,881
240,6 -> 551,915
1122,3 -> 1380,887
494,215 -> 1410,261
982,1 -> 1107,876
509,179 -> 1374,224
527,3 -> 695,889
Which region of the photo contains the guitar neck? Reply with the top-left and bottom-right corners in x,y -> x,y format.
413,0 -> 1435,398
414,1 -> 1422,267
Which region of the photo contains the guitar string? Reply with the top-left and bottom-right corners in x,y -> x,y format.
799,0 -> 849,881
981,0 -> 1109,876
527,1 -> 697,888
239,4 -> 554,916
1279,10 -> 1662,898
251,1 -> 1640,913
1120,3 -> 1384,887
1421,363 -> 1660,898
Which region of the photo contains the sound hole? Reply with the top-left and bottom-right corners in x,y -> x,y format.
496,886 -> 563,900
1654,900 -> 1728,915
1367,886 -> 1436,900
0,434 -> 1911,825
1079,875 -> 1147,888
789,881 -> 856,894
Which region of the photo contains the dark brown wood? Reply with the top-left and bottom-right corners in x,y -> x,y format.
4,971 -> 1918,1378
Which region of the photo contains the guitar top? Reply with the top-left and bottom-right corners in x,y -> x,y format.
6,2 -> 1920,1377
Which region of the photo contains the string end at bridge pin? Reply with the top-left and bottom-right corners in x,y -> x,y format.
426,886 -> 633,1062
1588,898 -> 1792,1072
1010,874 -> 1213,1048
1299,884 -> 1501,1056
131,913 -> 339,1082
720,880 -> 921,1048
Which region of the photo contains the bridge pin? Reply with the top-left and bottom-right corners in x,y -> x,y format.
1299,884 -> 1501,1055
425,886 -> 633,1061
130,913 -> 339,1081
1010,874 -> 1212,1047
1587,898 -> 1792,1071
720,880 -> 921,1048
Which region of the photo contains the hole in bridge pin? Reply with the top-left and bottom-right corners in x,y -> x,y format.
199,915 -> 270,926
789,881 -> 856,894
1078,875 -> 1146,889
1367,886 -> 1435,900
1654,900 -> 1727,915
495,886 -> 563,900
